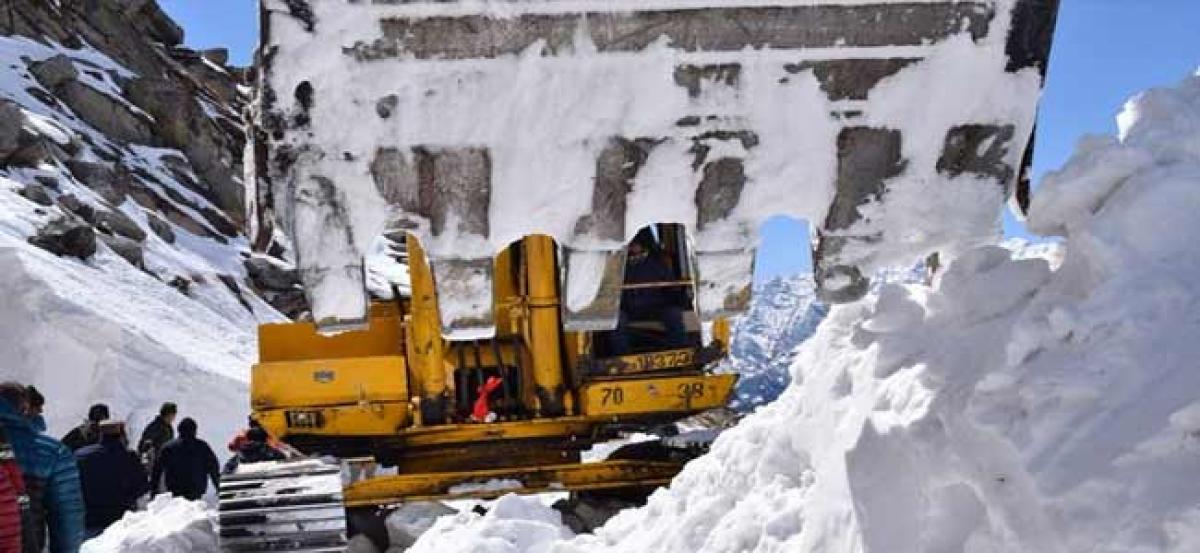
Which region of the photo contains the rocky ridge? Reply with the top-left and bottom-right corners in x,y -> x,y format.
0,0 -> 305,318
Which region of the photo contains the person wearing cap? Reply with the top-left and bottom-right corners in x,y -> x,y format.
151,418 -> 220,501
0,383 -> 84,552
75,421 -> 148,538
60,404 -> 109,452
136,403 -> 177,469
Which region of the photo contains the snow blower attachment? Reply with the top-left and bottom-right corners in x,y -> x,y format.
253,0 -> 1058,335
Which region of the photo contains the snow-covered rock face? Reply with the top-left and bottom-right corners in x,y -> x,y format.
407,72 -> 1200,553
0,1 -> 285,447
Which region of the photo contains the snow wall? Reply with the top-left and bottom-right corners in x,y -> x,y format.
407,71 -> 1200,553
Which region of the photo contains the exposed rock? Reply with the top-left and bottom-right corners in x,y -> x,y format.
167,275 -> 192,296
56,194 -> 97,224
245,256 -> 300,291
201,48 -> 229,67
217,273 -> 254,312
28,54 -> 79,89
0,100 -> 22,162
146,213 -> 176,243
34,175 -> 60,190
28,217 -> 96,259
58,81 -> 156,144
99,233 -> 144,268
126,77 -> 243,219
263,289 -> 309,320
65,160 -> 130,204
94,208 -> 147,242
18,183 -> 54,206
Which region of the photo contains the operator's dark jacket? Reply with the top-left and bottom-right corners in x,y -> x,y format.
75,437 -> 148,530
151,434 -> 219,501
136,416 -> 174,462
0,401 -> 84,553
621,253 -> 677,316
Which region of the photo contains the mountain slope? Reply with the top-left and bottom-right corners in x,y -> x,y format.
0,1 -> 290,446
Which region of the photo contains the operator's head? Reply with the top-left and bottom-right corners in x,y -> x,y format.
629,228 -> 656,259
87,403 -> 110,423
160,402 -> 178,424
177,417 -> 198,438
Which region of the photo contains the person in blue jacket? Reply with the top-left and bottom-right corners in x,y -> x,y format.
0,383 -> 85,553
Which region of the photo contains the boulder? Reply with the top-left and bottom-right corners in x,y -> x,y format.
0,100 -> 22,162
28,54 -> 79,89
167,275 -> 192,296
245,256 -> 300,290
56,194 -> 97,224
28,217 -> 96,259
263,289 -> 309,320
146,213 -> 176,243
65,160 -> 130,204
94,208 -> 147,242
18,183 -> 54,206
99,233 -> 144,268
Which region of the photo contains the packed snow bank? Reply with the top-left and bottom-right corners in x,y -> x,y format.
414,494 -> 574,553
408,72 -> 1200,553
0,231 -> 254,450
82,495 -> 215,553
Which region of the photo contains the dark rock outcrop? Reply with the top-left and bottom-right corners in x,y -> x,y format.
28,217 -> 96,260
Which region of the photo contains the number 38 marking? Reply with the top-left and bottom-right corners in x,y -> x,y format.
677,382 -> 705,400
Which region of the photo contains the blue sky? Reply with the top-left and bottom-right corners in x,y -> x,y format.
160,0 -> 1200,281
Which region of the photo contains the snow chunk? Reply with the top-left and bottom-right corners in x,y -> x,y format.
82,495 -> 215,553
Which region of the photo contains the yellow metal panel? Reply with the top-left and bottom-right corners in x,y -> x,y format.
397,417 -> 595,448
255,402 -> 409,438
580,373 -> 738,416
252,356 -> 408,409
344,459 -> 682,507
258,303 -> 403,362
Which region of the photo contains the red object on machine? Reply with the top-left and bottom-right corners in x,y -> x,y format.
472,377 -> 504,422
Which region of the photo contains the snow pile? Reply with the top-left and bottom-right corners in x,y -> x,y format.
414,494 -> 574,553
409,72 -> 1200,553
81,495 -> 215,553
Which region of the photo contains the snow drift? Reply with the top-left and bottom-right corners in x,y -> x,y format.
81,495 -> 215,553
407,71 -> 1200,553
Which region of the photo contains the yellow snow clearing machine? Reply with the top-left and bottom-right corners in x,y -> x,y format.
221,0 -> 1061,550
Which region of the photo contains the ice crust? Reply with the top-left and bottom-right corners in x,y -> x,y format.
406,71 -> 1200,553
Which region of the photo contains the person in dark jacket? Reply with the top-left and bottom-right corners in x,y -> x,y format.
75,421 -> 148,538
0,424 -> 24,553
0,383 -> 84,553
60,404 -> 108,452
136,402 -> 176,468
150,418 -> 219,501
609,228 -> 688,354
223,427 -> 285,475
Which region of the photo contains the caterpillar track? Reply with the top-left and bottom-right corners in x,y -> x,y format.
217,460 -> 347,552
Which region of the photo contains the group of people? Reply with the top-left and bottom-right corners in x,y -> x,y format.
0,382 -> 287,552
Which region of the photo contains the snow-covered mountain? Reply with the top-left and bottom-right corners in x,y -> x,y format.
718,275 -> 827,411
0,1 -> 295,448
